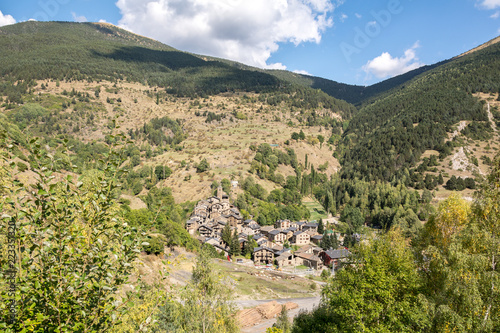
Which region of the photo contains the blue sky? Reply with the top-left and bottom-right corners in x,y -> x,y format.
1,0 -> 499,86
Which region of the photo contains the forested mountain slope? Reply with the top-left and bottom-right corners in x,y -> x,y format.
336,37 -> 500,183
267,63 -> 444,106
0,21 -> 355,119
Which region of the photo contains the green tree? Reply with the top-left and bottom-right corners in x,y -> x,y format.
273,305 -> 291,333
157,247 -> 238,332
317,135 -> 324,148
318,219 -> 324,234
340,204 -> 364,232
0,136 -> 142,332
155,164 -> 172,180
418,157 -> 500,332
221,223 -> 232,246
319,229 -> 430,332
230,229 -> 240,257
196,158 -> 210,173
244,235 -> 257,258
221,178 -> 231,195
421,189 -> 433,204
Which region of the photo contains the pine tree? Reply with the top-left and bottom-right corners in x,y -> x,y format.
318,219 -> 324,234
331,233 -> 339,249
244,235 -> 254,257
222,223 -> 232,246
230,229 -> 240,257
437,173 -> 444,185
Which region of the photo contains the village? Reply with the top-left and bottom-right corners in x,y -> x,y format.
186,186 -> 350,275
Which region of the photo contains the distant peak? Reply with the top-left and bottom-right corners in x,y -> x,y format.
454,35 -> 500,59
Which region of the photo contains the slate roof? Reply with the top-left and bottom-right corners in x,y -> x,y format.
253,234 -> 265,240
199,225 -> 213,231
253,246 -> 274,253
276,252 -> 293,261
324,249 -> 350,259
296,252 -> 322,262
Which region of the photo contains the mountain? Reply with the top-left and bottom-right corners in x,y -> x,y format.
1,20 -> 499,205
0,21 -> 355,119
0,21 -> 356,205
336,34 -> 500,187
0,21 -> 277,97
266,36 -> 500,107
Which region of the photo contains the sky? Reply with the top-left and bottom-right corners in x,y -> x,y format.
1,0 -> 500,86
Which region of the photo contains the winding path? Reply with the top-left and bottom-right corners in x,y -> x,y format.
487,102 -> 497,134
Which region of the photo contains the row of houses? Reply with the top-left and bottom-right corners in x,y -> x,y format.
185,187 -> 348,270
255,244 -> 350,270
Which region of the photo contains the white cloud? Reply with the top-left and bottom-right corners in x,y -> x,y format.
116,0 -> 336,69
98,19 -> 108,23
293,69 -> 311,75
491,11 -> 500,18
355,12 -> 362,19
340,13 -> 348,22
0,10 -> 16,27
477,0 -> 500,9
72,12 -> 88,23
362,42 -> 424,79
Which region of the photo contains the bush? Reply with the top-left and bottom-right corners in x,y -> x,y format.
320,269 -> 331,281
0,136 -> 141,332
196,158 -> 210,173
143,236 -> 165,255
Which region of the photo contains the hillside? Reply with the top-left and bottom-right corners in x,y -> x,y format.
1,21 -> 498,216
0,21 -> 354,219
0,21 -> 355,117
1,21 -> 498,217
335,37 -> 500,187
266,65 -> 444,106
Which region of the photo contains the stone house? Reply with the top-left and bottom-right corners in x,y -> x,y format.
292,231 -> 310,246
295,252 -> 324,270
268,229 -> 286,244
274,219 -> 291,230
291,221 -> 305,230
275,252 -> 296,268
302,222 -> 318,233
253,246 -> 275,265
260,226 -> 275,237
198,225 -> 215,238
204,238 -> 221,247
295,244 -> 314,255
310,234 -> 323,246
320,249 -> 350,267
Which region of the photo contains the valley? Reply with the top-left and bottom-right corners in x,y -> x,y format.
1,21 -> 500,332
